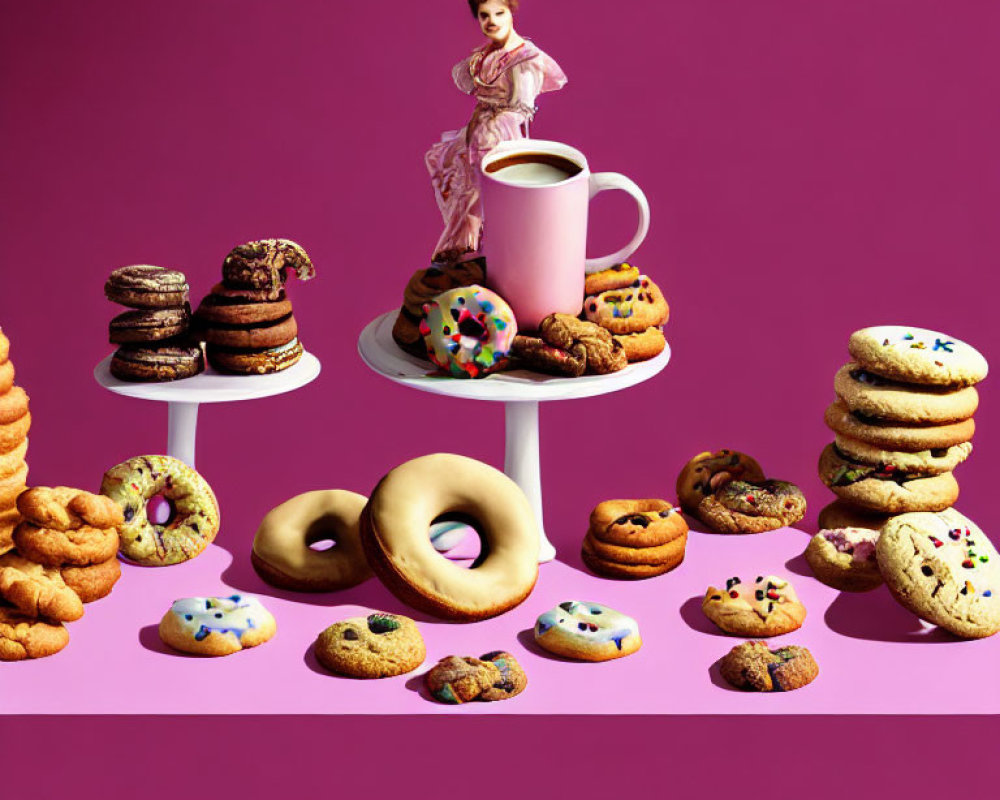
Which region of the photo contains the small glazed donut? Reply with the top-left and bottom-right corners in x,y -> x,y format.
100,455 -> 220,566
360,453 -> 539,621
419,285 -> 517,378
251,490 -> 372,592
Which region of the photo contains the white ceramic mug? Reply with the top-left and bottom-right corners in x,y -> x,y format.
479,139 -> 649,330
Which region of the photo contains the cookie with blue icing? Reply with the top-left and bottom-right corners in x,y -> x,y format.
158,594 -> 276,656
534,601 -> 641,661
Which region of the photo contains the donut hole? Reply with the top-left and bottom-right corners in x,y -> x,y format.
304,514 -> 342,551
146,494 -> 176,526
429,514 -> 483,564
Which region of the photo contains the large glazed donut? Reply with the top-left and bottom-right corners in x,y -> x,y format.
360,453 -> 539,621
100,455 -> 220,566
251,490 -> 372,591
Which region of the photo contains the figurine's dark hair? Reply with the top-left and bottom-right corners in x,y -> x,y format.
468,0 -> 519,17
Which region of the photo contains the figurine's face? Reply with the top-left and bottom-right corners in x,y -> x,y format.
477,0 -> 514,44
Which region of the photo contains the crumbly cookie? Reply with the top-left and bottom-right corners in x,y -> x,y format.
0,464 -> 28,508
158,594 -> 277,656
108,306 -> 191,344
676,450 -> 766,514
589,499 -> 687,548
424,655 -> 502,703
539,314 -> 627,374
206,338 -> 303,375
613,327 -> 666,362
0,508 -> 18,555
105,265 -> 190,308
0,386 -> 29,425
200,314 -> 298,349
221,239 -> 315,290
876,509 -> 1000,638
804,528 -> 883,592
816,500 -> 897,533
0,553 -> 85,622
534,600 -> 641,661
719,641 -> 818,692
702,575 -> 806,636
584,262 -> 641,295
0,440 -> 27,481
834,361 -> 979,423
478,650 -> 528,701
824,399 -> 974,452
510,334 -> 586,377
834,434 -> 972,477
13,521 -> 120,567
818,443 -> 959,513
0,329 -> 8,363
0,412 -> 30,454
17,486 -> 124,532
110,343 -> 204,382
314,612 -> 425,678
60,558 -> 121,603
583,275 -> 669,335
697,480 -> 807,534
0,604 -> 70,661
848,326 -> 988,388
0,360 -> 13,394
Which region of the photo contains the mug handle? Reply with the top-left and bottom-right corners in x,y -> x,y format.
584,172 -> 650,273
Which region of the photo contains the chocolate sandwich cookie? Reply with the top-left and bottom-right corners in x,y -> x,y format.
824,399 -> 974,452
105,265 -> 189,308
194,292 -> 292,326
108,306 -> 191,344
834,433 -> 972,477
818,443 -> 959,513
834,362 -> 979,423
206,338 -> 303,375
110,343 -> 204,382
848,326 -> 988,388
209,281 -> 284,303
200,313 -> 298,350
221,239 -> 315,290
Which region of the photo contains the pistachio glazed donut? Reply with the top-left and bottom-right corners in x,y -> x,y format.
100,455 -> 220,566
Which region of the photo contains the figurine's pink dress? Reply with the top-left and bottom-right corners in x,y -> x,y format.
426,40 -> 567,258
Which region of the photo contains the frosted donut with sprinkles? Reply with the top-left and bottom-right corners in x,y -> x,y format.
534,600 -> 641,661
419,285 -> 517,378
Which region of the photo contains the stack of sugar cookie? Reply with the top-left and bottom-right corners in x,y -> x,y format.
105,266 -> 203,382
195,238 -> 314,374
0,487 -> 123,660
582,263 -> 669,363
581,499 -> 688,579
0,328 -> 29,553
818,325 -> 987,531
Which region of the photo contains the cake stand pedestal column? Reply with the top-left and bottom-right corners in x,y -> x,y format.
503,400 -> 555,562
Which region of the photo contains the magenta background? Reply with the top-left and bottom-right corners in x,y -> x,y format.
1,0 -> 998,793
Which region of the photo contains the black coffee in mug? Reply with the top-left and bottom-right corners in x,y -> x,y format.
483,152 -> 584,186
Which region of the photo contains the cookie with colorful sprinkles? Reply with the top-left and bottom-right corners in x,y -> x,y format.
848,326 -> 988,388
702,575 -> 806,637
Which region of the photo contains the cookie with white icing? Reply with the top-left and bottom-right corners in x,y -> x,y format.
804,528 -> 882,592
158,594 -> 276,656
848,326 -> 988,388
876,509 -> 1000,638
702,575 -> 806,636
534,601 -> 641,661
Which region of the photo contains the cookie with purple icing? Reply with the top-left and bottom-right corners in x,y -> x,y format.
804,527 -> 883,592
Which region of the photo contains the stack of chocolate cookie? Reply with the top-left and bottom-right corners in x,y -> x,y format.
818,326 -> 988,531
0,487 -> 123,661
582,499 -> 688,579
0,328 -> 29,554
105,266 -> 203,382
195,239 -> 314,374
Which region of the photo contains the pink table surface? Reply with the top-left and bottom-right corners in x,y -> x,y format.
5,516 -> 997,715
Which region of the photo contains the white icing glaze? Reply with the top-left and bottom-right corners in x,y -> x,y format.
169,595 -> 272,642
534,600 -> 639,649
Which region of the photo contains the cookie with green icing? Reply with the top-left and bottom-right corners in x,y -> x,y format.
848,326 -> 987,388
314,612 -> 425,678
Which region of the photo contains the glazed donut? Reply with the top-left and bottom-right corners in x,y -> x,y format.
100,455 -> 220,566
251,490 -> 372,591
419,285 -> 517,378
360,453 -> 539,621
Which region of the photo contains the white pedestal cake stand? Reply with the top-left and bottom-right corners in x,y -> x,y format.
358,311 -> 670,562
93,351 -> 321,468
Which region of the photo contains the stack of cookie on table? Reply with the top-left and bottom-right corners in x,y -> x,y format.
194,239 -> 315,374
0,487 -> 123,661
0,328 -> 30,553
818,325 -> 987,531
582,499 -> 688,578
106,266 -> 203,382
